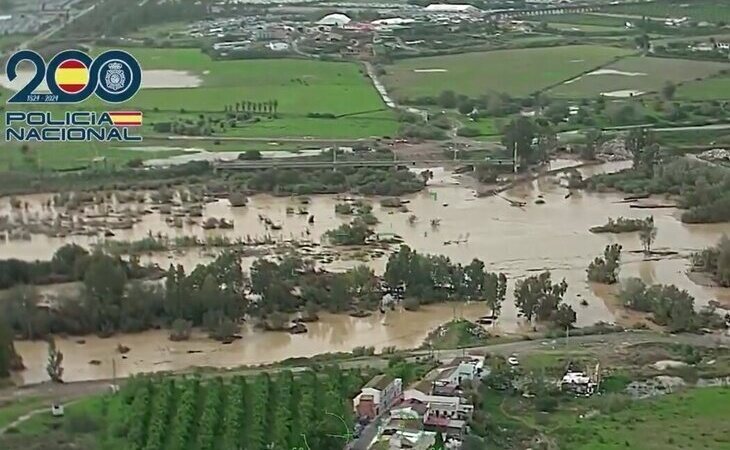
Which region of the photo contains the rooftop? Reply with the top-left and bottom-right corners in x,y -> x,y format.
365,374 -> 396,390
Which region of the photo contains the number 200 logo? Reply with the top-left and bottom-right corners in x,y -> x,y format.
5,49 -> 142,104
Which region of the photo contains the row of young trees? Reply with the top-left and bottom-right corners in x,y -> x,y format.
118,368 -> 362,450
224,99 -> 279,115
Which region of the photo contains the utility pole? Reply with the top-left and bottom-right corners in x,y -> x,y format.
513,142 -> 518,174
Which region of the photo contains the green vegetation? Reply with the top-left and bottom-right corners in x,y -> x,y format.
589,216 -> 652,234
514,271 -> 576,329
471,336 -> 730,450
383,45 -> 632,99
0,162 -> 425,198
587,244 -> 622,284
549,56 -> 730,98
425,319 -> 490,350
601,0 -> 730,24
618,278 -> 725,332
0,397 -> 44,429
86,48 -> 396,139
1,250 -> 244,341
323,218 -> 374,246
691,235 -> 730,287
0,368 -> 365,450
676,76 -> 730,100
384,245 -> 508,312
0,320 -> 23,381
0,142 -> 188,172
556,387 -> 730,450
0,244 -> 155,290
531,14 -> 632,28
587,130 -> 730,224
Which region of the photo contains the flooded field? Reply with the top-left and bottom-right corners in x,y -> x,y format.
3,161 -> 730,384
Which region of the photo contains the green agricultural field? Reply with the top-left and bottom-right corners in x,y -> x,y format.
556,387 -> 730,450
531,14 -> 631,28
549,56 -> 730,98
0,370 -> 366,450
89,48 -> 388,116
601,0 -> 730,23
4,48 -> 398,140
539,22 -> 629,33
382,45 -> 632,99
676,75 -> 730,100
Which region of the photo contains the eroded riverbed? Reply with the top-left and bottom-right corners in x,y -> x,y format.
3,161 -> 729,384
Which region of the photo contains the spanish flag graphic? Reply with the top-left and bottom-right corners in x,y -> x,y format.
54,59 -> 90,94
108,111 -> 143,127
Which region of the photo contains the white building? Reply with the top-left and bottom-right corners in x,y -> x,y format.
436,356 -> 486,385
424,4 -> 481,15
317,13 -> 352,27
353,374 -> 403,419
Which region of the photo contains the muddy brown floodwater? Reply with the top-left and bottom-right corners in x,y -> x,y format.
2,161 -> 730,384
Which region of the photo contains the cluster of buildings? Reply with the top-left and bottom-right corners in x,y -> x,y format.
352,355 -> 487,450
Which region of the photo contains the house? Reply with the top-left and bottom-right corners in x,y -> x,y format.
435,356 -> 486,385
402,390 -> 473,419
353,374 -> 403,419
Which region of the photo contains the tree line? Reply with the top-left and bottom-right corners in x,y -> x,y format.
0,244 -> 155,290
2,251 -> 245,341
619,278 -> 725,332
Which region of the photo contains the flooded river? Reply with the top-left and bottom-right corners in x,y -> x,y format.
3,160 -> 730,384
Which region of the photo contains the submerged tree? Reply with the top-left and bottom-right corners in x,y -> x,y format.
639,216 -> 657,255
46,338 -> 64,383
514,271 -> 568,323
587,243 -> 622,284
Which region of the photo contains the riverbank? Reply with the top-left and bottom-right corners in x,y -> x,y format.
2,159 -> 729,385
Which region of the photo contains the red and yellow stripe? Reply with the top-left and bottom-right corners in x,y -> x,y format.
108,111 -> 143,127
55,59 -> 89,94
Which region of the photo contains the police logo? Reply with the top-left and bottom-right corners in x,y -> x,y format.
103,62 -> 127,92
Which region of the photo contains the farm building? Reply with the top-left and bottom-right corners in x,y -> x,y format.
317,13 -> 352,27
